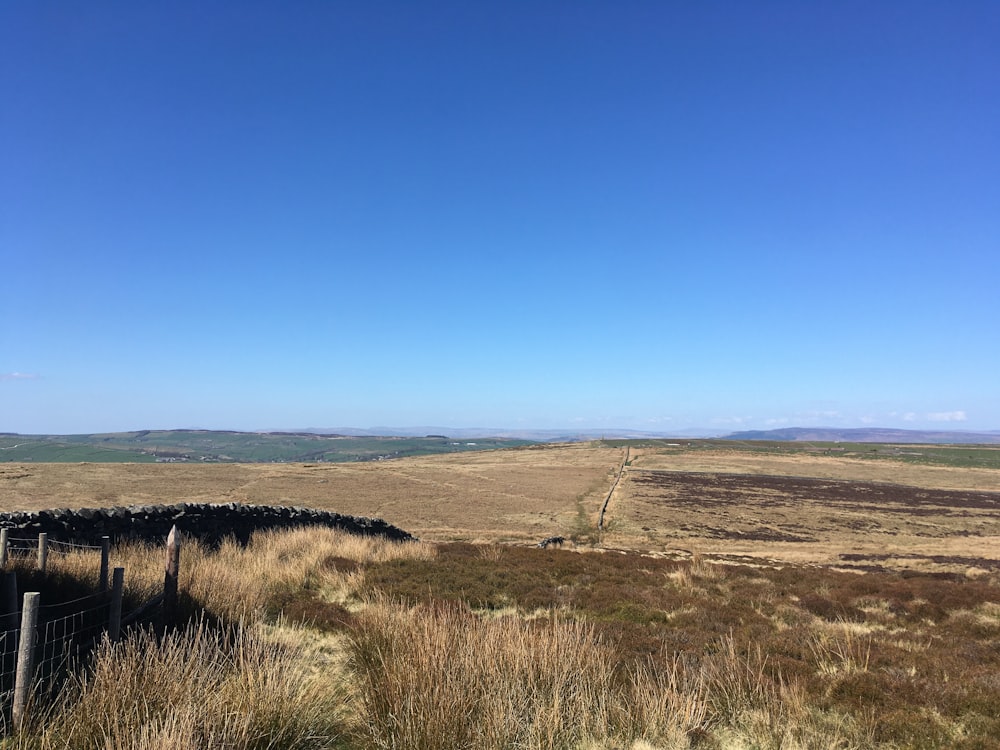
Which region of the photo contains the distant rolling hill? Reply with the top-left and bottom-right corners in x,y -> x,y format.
0,430 -> 533,463
724,427 -> 1000,444
286,426 -> 703,442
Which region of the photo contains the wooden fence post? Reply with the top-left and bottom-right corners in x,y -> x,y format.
0,528 -> 8,568
108,567 -> 125,643
36,533 -> 47,573
163,526 -> 180,626
99,536 -> 111,593
12,591 -> 40,731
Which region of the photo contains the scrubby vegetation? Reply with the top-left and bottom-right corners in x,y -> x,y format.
5,528 -> 1000,748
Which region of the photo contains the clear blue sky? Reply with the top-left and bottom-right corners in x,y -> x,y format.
2,2 -> 998,435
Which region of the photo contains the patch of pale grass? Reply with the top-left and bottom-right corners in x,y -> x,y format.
662,606 -> 700,623
261,619 -> 355,691
477,542 -> 506,563
665,553 -> 727,594
856,597 -> 896,624
105,539 -> 175,601
349,597 -> 707,750
969,600 -> 1000,625
105,527 -> 434,622
806,624 -> 872,676
702,636 -> 783,729
666,566 -> 693,589
886,633 -> 931,655
16,546 -> 100,583
701,637 -> 870,749
349,598 -> 607,749
24,620 -> 348,750
621,655 -> 708,746
947,601 -> 1000,637
690,552 -> 724,581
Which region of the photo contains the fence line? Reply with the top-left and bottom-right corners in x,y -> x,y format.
37,602 -> 110,679
0,525 -> 182,732
46,539 -> 105,552
1,535 -> 105,553
2,541 -> 38,554
37,589 -> 107,614
0,533 -> 111,586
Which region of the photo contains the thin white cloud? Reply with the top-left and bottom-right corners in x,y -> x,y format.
927,410 -> 967,422
711,416 -> 752,426
1,372 -> 40,382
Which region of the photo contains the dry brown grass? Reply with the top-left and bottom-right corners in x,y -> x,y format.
83,527 -> 433,627
630,446 -> 1000,492
348,543 -> 1000,748
4,440 -> 999,574
15,621 -> 349,750
349,596 -> 707,750
9,520 -> 1000,749
604,448 -> 1000,573
0,443 -> 621,545
608,478 -> 1000,573
5,527 -> 435,749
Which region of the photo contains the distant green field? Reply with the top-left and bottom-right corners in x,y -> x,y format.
0,431 -> 533,464
600,438 -> 1000,471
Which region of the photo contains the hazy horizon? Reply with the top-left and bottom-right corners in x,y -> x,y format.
3,3 -> 998,435
5,424 -> 1000,441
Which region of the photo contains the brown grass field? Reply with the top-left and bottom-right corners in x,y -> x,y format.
2,441 -> 998,573
4,443 -> 1000,748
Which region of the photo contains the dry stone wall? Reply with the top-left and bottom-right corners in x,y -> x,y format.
0,503 -> 413,546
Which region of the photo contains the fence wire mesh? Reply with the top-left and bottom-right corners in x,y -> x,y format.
36,595 -> 111,685
0,535 -> 127,729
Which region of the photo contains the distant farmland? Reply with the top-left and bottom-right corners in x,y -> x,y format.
0,430 -> 532,463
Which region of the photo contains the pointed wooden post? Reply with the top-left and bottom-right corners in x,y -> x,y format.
0,528 -> 8,568
163,526 -> 180,626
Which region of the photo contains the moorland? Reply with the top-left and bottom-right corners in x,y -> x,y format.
1,439 -> 999,748
4,439 -> 999,573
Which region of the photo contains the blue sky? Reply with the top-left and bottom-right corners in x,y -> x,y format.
2,1 -> 998,435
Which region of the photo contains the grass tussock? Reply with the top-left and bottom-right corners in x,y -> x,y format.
349,596 -> 706,750
177,527 -> 434,622
16,621 -> 348,750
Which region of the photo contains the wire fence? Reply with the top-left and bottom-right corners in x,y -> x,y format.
2,535 -> 104,557
46,539 -> 105,553
0,625 -> 18,697
0,532 -> 112,592
2,540 -> 37,555
36,590 -> 111,685
0,526 -> 180,732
